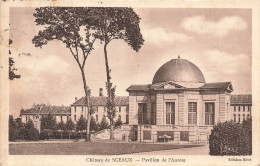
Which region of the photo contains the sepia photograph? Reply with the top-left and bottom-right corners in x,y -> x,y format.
1,1 -> 259,166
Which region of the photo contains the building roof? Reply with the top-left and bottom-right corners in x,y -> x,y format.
127,82 -> 233,92
71,96 -> 129,106
20,104 -> 71,115
126,85 -> 151,92
230,94 -> 252,104
200,82 -> 233,91
152,58 -> 206,84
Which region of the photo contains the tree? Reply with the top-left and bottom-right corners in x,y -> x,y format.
9,39 -> 21,80
90,116 -> 99,134
99,117 -> 109,131
9,115 -> 18,141
21,119 -> 39,141
66,119 -> 75,139
76,116 -> 87,139
32,7 -> 97,141
15,117 -> 25,140
114,117 -> 123,128
40,113 -> 57,140
86,8 -> 144,139
57,121 -> 67,139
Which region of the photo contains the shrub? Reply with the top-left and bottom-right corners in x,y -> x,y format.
39,131 -> 47,140
114,118 -> 123,128
27,128 -> 39,141
209,118 -> 252,156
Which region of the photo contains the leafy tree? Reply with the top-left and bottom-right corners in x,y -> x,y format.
21,119 -> 39,141
66,119 -> 75,139
86,8 -> 144,139
15,117 -> 25,139
114,117 -> 123,128
9,39 -> 21,80
99,117 -> 109,131
90,116 -> 99,134
76,116 -> 87,139
32,7 -> 96,141
57,121 -> 67,139
40,113 -> 57,140
9,115 -> 18,141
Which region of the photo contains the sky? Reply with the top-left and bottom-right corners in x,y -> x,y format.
9,8 -> 252,117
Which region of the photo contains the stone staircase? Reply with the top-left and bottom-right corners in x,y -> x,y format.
92,126 -> 123,140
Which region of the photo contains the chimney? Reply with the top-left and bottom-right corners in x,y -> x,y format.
75,97 -> 78,101
99,88 -> 103,96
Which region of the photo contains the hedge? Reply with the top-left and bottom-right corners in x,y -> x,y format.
209,118 -> 252,156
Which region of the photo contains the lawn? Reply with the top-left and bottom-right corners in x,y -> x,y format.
9,141 -> 203,155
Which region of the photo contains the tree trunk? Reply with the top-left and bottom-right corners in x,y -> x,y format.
79,68 -> 91,142
104,43 -> 114,140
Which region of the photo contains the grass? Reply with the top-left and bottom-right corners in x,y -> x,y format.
9,141 -> 203,155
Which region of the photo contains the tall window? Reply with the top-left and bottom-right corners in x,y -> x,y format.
234,105 -> 236,112
166,102 -> 175,125
238,105 -> 241,112
61,116 -> 63,121
118,115 -> 121,121
126,106 -> 129,124
138,103 -> 148,124
126,114 -> 129,124
205,103 -> 215,125
74,115 -> 76,121
188,102 -> 197,125
243,114 -> 245,121
151,103 -> 156,125
96,114 -> 98,122
104,106 -> 106,113
234,114 -> 236,122
119,106 -> 121,113
248,105 -> 251,112
243,105 -> 245,112
74,107 -> 76,113
81,107 -> 84,114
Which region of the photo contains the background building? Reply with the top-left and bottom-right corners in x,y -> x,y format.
70,88 -> 129,124
230,94 -> 252,123
20,104 -> 71,131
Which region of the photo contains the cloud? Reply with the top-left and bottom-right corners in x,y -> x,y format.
17,55 -> 69,76
203,49 -> 250,75
142,27 -> 192,45
181,16 -> 247,37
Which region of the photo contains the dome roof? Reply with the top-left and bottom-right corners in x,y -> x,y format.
152,58 -> 205,84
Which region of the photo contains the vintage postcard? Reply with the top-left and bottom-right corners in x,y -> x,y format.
0,0 -> 259,166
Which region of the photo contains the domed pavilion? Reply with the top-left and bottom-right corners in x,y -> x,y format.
124,57 -> 234,143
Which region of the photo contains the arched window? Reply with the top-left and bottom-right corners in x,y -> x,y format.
234,114 -> 236,122
118,115 -> 121,121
